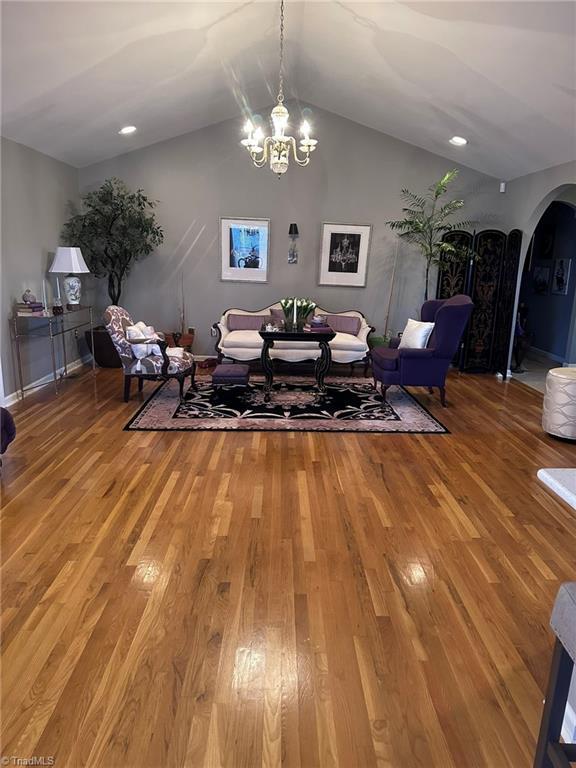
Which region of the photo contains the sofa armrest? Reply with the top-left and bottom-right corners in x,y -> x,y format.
212,321 -> 229,355
398,347 -> 434,359
357,323 -> 374,346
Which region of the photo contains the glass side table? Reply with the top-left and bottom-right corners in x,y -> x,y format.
9,306 -> 96,399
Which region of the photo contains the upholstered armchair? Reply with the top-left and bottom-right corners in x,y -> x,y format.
104,305 -> 196,402
371,294 -> 474,406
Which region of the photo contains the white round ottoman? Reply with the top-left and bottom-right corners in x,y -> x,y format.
543,368 -> 576,440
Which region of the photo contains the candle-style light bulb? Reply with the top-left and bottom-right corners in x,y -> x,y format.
300,120 -> 311,139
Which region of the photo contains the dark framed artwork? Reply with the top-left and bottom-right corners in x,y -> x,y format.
533,265 -> 551,295
319,223 -> 371,287
551,258 -> 571,295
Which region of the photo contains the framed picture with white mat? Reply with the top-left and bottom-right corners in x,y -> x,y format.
319,223 -> 371,287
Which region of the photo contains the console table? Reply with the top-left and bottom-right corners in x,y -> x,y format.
258,327 -> 336,402
9,306 -> 96,399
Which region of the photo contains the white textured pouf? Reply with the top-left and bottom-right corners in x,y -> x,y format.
543,368 -> 576,440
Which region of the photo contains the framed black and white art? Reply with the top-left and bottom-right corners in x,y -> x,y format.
319,223 -> 371,287
551,258 -> 571,295
220,217 -> 270,283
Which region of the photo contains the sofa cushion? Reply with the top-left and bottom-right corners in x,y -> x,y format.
222,330 -> 264,349
330,332 -> 367,353
227,314 -> 269,331
325,314 -> 362,336
371,347 -> 399,371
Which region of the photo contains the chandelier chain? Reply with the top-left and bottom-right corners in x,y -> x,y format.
278,0 -> 285,103
241,0 -> 317,174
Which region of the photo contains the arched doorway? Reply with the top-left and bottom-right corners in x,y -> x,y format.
511,193 -> 576,391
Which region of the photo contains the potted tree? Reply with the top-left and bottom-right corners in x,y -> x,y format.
62,178 -> 163,366
386,170 -> 473,301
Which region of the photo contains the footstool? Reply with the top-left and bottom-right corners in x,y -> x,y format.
211,363 -> 250,387
543,368 -> 576,440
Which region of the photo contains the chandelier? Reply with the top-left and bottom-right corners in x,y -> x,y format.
241,0 -> 318,176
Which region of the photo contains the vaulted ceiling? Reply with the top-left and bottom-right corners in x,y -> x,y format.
2,1 -> 575,179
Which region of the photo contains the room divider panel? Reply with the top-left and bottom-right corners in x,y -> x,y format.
437,229 -> 523,376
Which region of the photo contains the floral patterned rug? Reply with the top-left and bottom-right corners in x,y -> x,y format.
125,376 -> 448,433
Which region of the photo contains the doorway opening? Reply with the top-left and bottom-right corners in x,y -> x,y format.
512,200 -> 576,392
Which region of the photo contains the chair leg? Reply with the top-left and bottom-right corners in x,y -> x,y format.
381,384 -> 390,402
178,375 -> 185,402
124,376 -> 131,402
364,359 -> 370,378
440,386 -> 447,407
190,362 -> 197,390
138,377 -> 144,392
534,638 -> 574,768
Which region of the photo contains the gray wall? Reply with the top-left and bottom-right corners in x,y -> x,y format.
79,104 -> 504,355
1,137 -> 80,398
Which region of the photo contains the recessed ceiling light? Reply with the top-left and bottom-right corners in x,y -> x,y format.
449,135 -> 468,146
119,125 -> 137,136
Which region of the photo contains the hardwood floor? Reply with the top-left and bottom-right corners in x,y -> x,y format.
1,367 -> 575,767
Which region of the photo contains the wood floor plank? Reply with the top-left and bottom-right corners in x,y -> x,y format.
1,366 -> 575,767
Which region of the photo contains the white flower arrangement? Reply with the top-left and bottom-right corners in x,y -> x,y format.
280,297 -> 316,326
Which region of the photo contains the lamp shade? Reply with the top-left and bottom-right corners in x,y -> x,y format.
288,223 -> 299,237
49,247 -> 90,274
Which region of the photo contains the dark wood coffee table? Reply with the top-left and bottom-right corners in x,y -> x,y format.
258,327 -> 336,401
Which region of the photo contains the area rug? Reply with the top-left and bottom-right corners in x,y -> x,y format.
125,376 -> 448,433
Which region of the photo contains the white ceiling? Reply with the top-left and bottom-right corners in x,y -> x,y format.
2,1 -> 575,178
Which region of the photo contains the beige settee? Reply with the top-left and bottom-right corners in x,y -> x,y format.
213,302 -> 373,366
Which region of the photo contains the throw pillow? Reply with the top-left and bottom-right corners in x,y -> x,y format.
398,318 -> 435,349
325,314 -> 362,336
227,314 -> 270,331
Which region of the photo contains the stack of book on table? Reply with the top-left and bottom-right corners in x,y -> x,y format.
16,302 -> 45,317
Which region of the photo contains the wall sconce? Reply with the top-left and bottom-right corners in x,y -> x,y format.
288,223 -> 299,264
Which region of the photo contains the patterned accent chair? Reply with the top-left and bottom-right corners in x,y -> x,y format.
104,305 -> 196,402
371,294 -> 474,407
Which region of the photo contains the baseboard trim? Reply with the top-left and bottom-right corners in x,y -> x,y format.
529,346 -> 564,365
2,356 -> 91,407
2,353 -> 214,407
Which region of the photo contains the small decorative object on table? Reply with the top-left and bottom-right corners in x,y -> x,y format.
15,300 -> 45,317
52,298 -> 64,316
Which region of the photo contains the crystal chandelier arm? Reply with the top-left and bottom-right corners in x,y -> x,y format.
288,137 -> 311,167
250,137 -> 272,168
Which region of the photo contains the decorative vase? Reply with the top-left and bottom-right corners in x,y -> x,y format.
64,274 -> 82,306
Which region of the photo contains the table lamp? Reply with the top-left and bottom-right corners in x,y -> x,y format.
49,247 -> 90,308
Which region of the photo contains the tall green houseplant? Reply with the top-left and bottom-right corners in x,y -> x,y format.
62,177 -> 164,305
387,170 -> 473,300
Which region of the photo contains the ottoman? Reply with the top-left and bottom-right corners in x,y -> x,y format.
212,363 -> 250,387
542,368 -> 576,440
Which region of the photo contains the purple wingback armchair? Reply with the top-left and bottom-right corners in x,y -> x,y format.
371,294 -> 474,407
